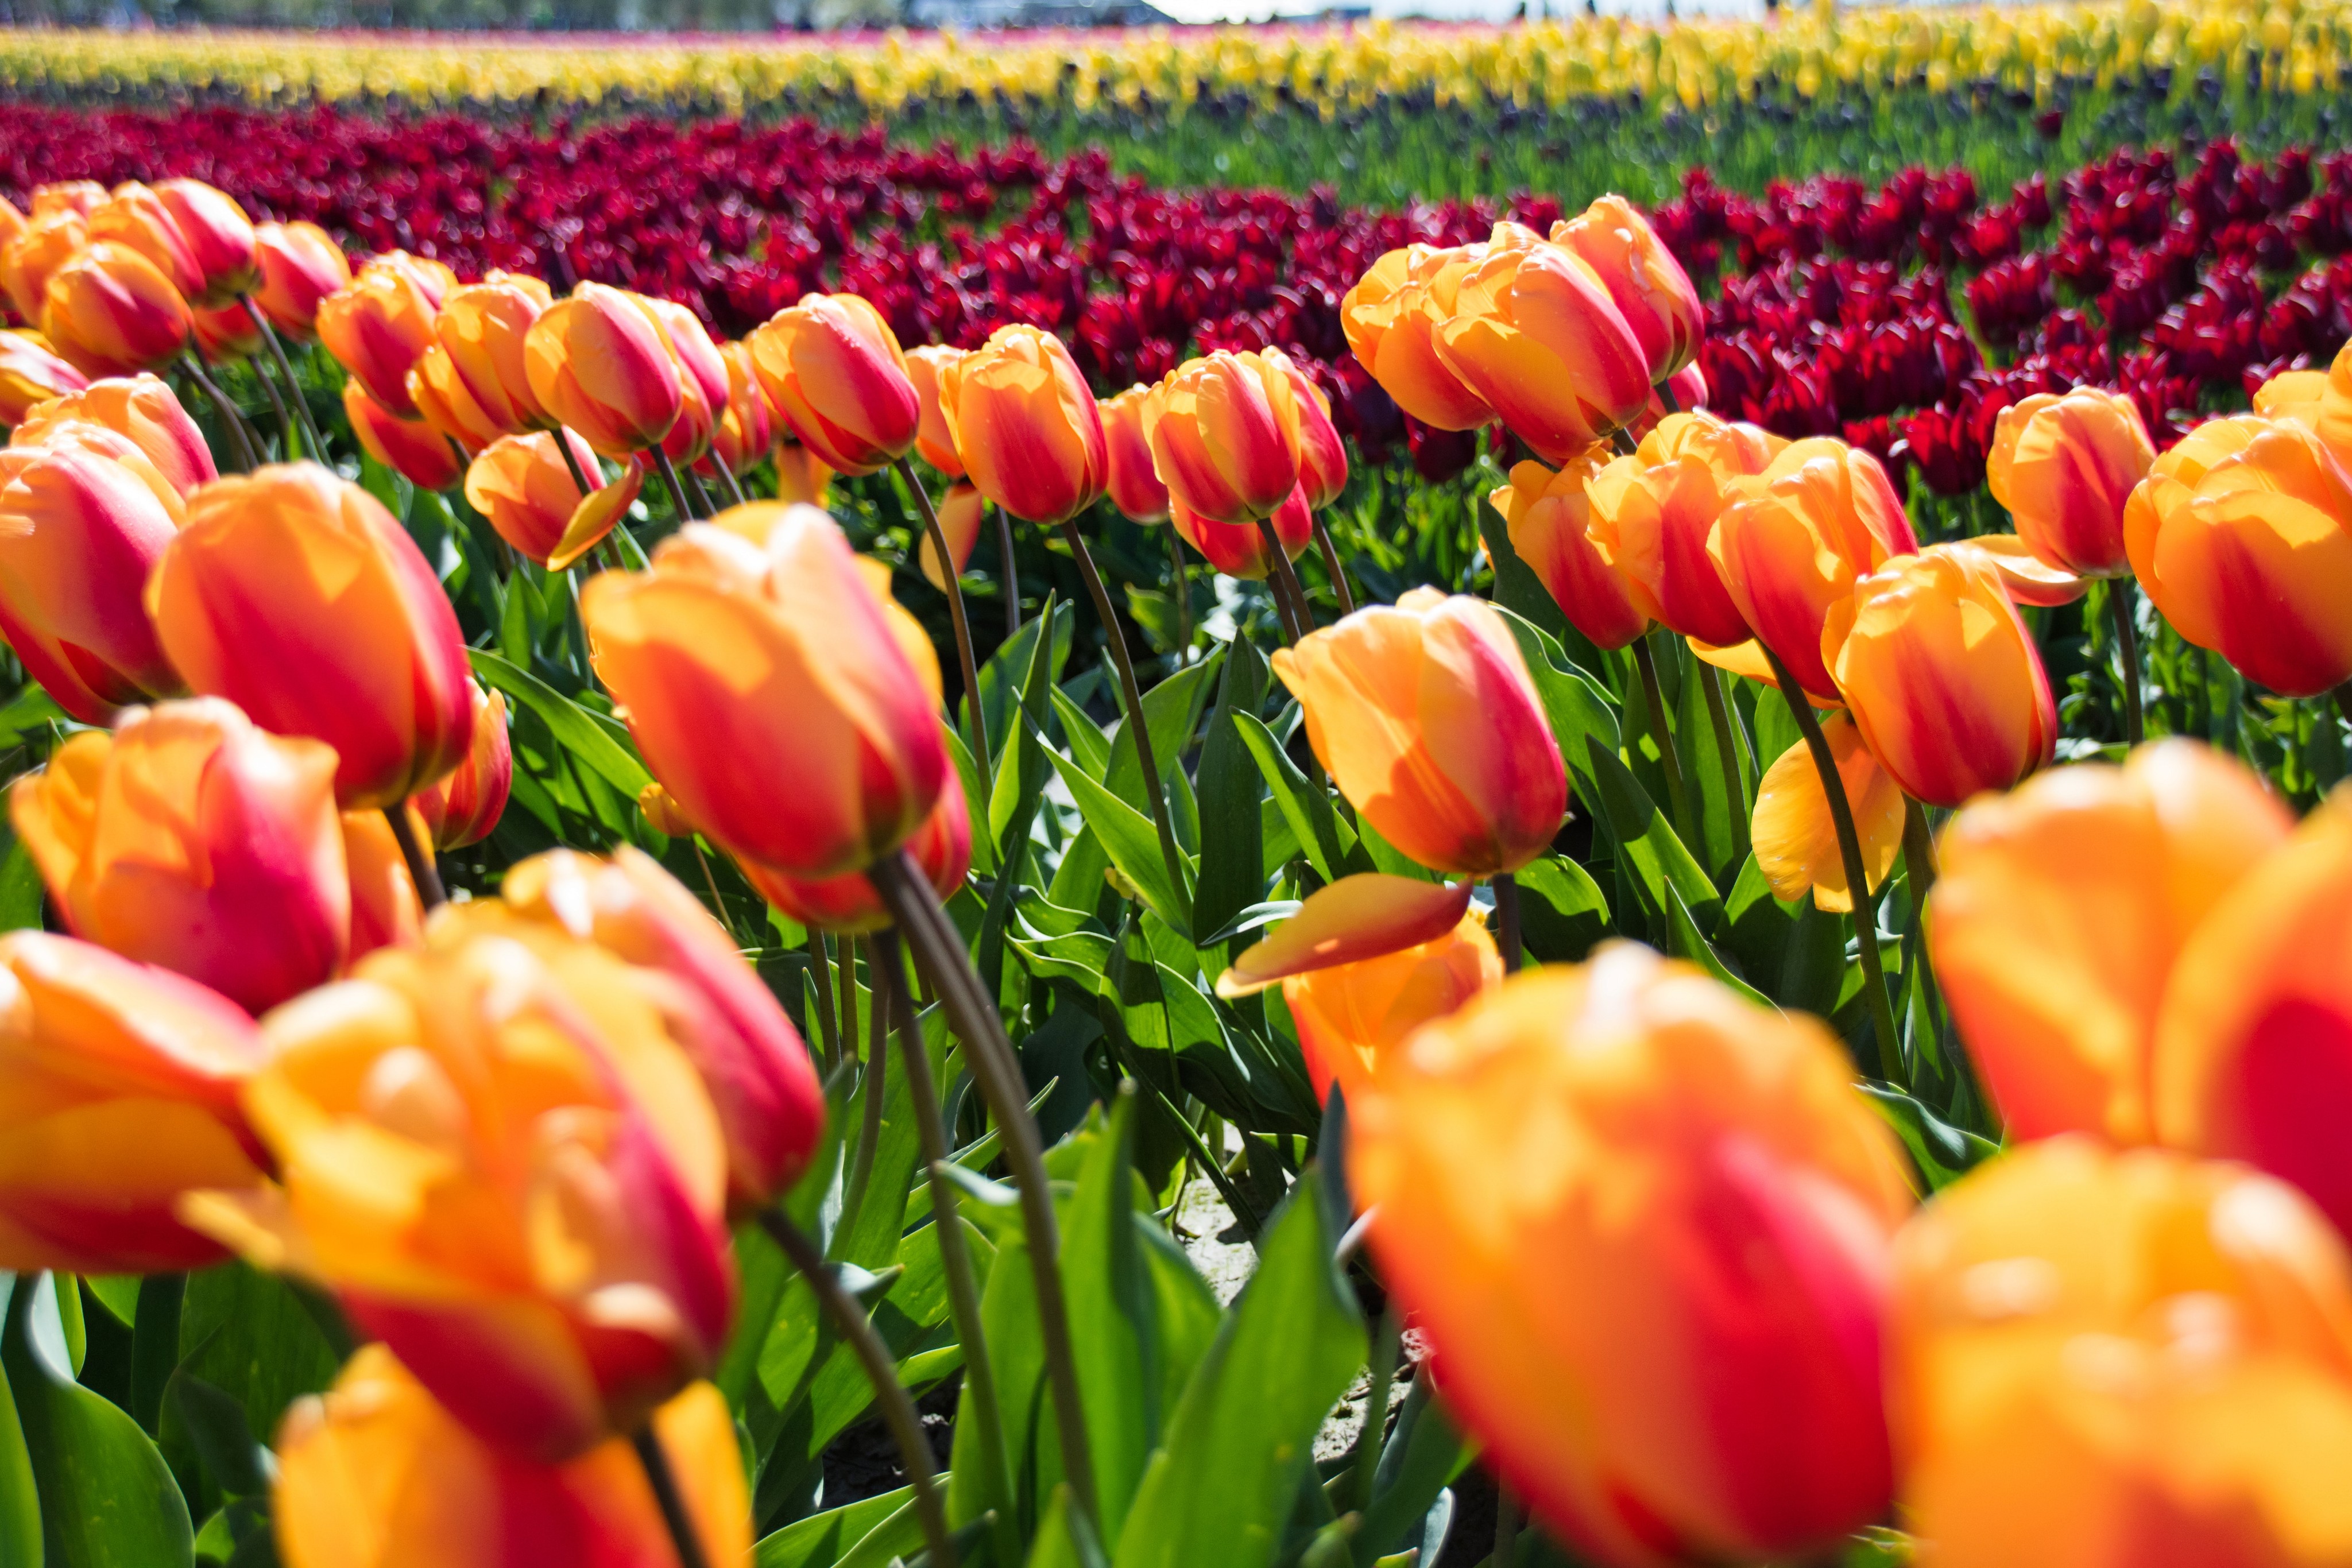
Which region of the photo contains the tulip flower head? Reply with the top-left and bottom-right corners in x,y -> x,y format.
465,429 -> 642,570
742,765 -> 973,938
904,342 -> 969,478
1987,388 -> 2154,579
1487,449 -> 1651,652
1340,242 -> 1496,431
316,258 -> 441,417
1432,236 -> 1654,461
150,179 -> 261,309
41,241 -> 194,378
29,183 -> 105,222
432,272 -> 554,437
917,479 -> 986,593
87,182 -> 207,304
1266,346 -> 1349,509
1751,715 -> 1906,913
1142,350 -> 1303,525
181,303 -> 257,365
707,338 -> 773,480
411,679 -> 512,851
1169,482 -> 1313,580
521,284 -> 686,461
1,212 -> 88,328
343,380 -> 463,493
252,220 -> 352,340
1549,193 -> 1706,384
640,295 -> 729,468
1585,408 -> 1782,648
14,370 -> 217,500
407,340 -> 509,458
745,292 -> 921,476
938,324 -> 1108,526
1100,383 -> 1170,523
0,328 -> 88,423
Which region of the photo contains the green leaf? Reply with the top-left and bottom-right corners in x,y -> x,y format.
1750,680 -> 1806,780
1027,1484 -> 1112,1568
1676,648 -> 1747,882
1105,651 -> 1220,822
172,1263 -> 339,1464
0,836 -> 42,932
1860,1083 -> 2001,1191
942,723 -> 996,878
163,1372 -> 269,1499
1064,1090 -> 1157,1540
1491,603 -> 1621,811
754,1485 -> 914,1568
468,647 -> 651,804
1051,685 -> 1114,784
1191,639 -> 1268,943
1666,882 -> 1771,1008
1353,1372 -> 1468,1567
0,682 -> 69,748
1512,856 -> 1611,964
1045,738 -> 1192,936
0,1292 -> 43,1568
1581,734 -> 1722,940
1233,712 -> 1352,883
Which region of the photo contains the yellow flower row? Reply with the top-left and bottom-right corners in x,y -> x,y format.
2,0 -> 2346,119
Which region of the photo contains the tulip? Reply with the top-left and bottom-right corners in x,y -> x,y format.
1432,238 -> 1654,461
252,221 -> 351,339
367,251 -> 457,311
1170,482 -> 1314,581
1,212 -> 87,327
41,241 -> 193,378
316,260 -> 439,417
0,196 -> 20,269
706,339 -> 772,479
904,342 -> 968,477
580,504 -> 947,880
1986,389 -> 2153,580
504,845 -> 828,1210
1141,350 -> 1302,525
341,808 -> 424,963
183,905 -> 736,1461
745,292 -> 920,476
1100,383 -> 1169,522
742,765 -> 973,939
189,300 -> 262,363
641,296 -> 728,468
1751,716 -> 1905,912
87,183 -> 206,304
14,371 -> 216,498
343,380 -> 462,493
1822,544 -> 2057,808
937,325 -> 1107,526
521,284 -> 684,460
1339,242 -> 1496,431
0,425 -> 185,723
1351,944 -> 1913,1568
2123,415 -> 2352,698
2253,366 -> 2328,427
773,431 -> 833,506
29,183 -> 104,222
917,480 -> 985,593
150,179 -> 261,309
1709,436 -> 1920,702
1550,194 -> 1705,384
1929,740 -> 2291,1145
1272,587 -> 1565,877
1487,451 -> 1650,652
1966,532 -> 2090,606
2151,789 -> 2352,1235
412,679 -> 512,851
1890,1138 -> 2352,1568
273,1345 -> 749,1568
148,463 -> 477,809
431,272 -> 553,436
0,329 -> 88,423
10,700 -> 350,1012
1266,347 -> 1348,509
465,429 -> 642,571
407,341 -> 507,456
637,782 -> 697,840
0,930 -> 266,1275
1585,409 -> 1781,649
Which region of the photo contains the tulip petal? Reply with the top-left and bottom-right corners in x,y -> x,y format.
1961,533 -> 2090,607
1217,874 -> 1476,997
1751,718 -> 1904,913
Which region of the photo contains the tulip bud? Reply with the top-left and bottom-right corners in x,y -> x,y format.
581,504 -> 947,880
1170,481 -> 1313,581
251,220 -> 351,340
2124,415 -> 2352,698
1987,388 -> 2154,579
1929,740 -> 2292,1145
342,808 -> 424,963
273,1346 -> 750,1568
465,429 -> 641,571
0,328 -> 88,423
1352,944 -> 1913,1567
431,272 -> 554,436
29,183 -> 104,222
148,463 -> 477,809
1549,195 -> 1706,384
1274,587 -> 1566,877
917,480 -> 986,593
0,426 -> 185,723
1,212 -> 87,328
150,179 -> 261,309
641,295 -> 729,468
1709,436 -> 1920,702
11,701 -> 351,1012
1751,715 -> 1906,912
904,342 -> 968,477
1890,1139 -> 2352,1568
1142,350 -> 1302,525
746,292 -> 921,476
406,340 -> 507,457
1586,409 -> 1782,648
1433,238 -> 1654,460
1487,451 -> 1650,652
0,930 -> 266,1275
316,260 -> 439,417
1266,347 -> 1348,509
184,907 -> 737,1461
412,680 -> 512,851
937,324 -> 1108,525
520,283 -> 685,460
1340,242 -> 1496,431
706,339 -> 773,479
41,241 -> 192,378
14,370 -> 216,498
343,380 -> 463,493
742,765 -> 973,938
87,183 -> 206,304
1100,383 -> 1170,523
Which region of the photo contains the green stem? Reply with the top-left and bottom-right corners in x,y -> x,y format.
1901,796 -> 1938,924
836,935 -> 887,1247
241,297 -> 329,460
1310,513 -> 1357,617
898,458 -> 993,792
650,444 -> 697,522
1696,660 -> 1752,861
179,353 -> 258,472
383,804 -> 446,910
1630,636 -> 1697,849
2107,579 -> 2144,746
996,502 -> 1023,638
1345,1299 -> 1403,1513
1256,514 -> 1314,640
807,931 -> 842,1074
245,336 -> 296,456
690,839 -> 741,947
683,464 -> 718,520
1494,870 -> 1522,973
632,1426 -> 714,1568
554,429 -> 597,502
1166,523 -> 1192,661
710,458 -> 749,509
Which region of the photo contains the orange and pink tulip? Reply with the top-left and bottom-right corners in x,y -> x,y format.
742,765 -> 973,939
1100,383 -> 1170,522
746,292 -> 922,476
1142,350 -> 1303,525
1487,449 -> 1651,652
1339,242 -> 1496,431
1585,408 -> 1781,649
41,241 -> 193,378
1432,233 -> 1653,461
521,284 -> 685,460
251,220 -> 353,340
411,679 -> 512,851
465,429 -> 641,570
1169,482 -> 1313,580
1550,194 -> 1705,384
316,257 -> 442,417
0,328 -> 88,422
343,379 -> 463,491
1987,387 -> 2153,579
938,324 -> 1108,525
12,370 -> 217,499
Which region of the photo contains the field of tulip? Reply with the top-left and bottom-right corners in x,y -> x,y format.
4,26 -> 2352,1568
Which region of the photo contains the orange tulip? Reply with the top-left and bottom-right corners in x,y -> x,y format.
1965,531 -> 2092,607
2123,414 -> 2352,698
148,463 -> 477,809
1487,450 -> 1650,652
466,429 -> 642,570
1141,350 -> 1302,525
772,431 -> 833,506
1,212 -> 87,327
904,342 -> 968,477
1986,388 -> 2153,579
1099,382 -> 1169,522
1586,408 -> 1781,648
1928,739 -> 2292,1146
0,930 -> 266,1275
184,904 -> 736,1461
343,380 -> 463,492
316,260 -> 439,417
407,340 -> 508,456
636,781 -> 697,839
581,504 -> 947,880
411,679 -> 512,851
1267,346 -> 1348,509
273,1345 -> 749,1568
41,241 -> 192,378
10,700 -> 351,1012
1352,944 -> 1913,1568
341,808 -> 424,963
15,370 -> 216,498
367,250 -> 457,311
916,479 -> 985,593
0,424 -> 186,723
1708,436 -> 1920,702
1432,238 -> 1654,461
252,220 -> 351,340
504,845 -> 828,1210
520,284 -> 684,460
1750,715 -> 1905,912
1549,194 -> 1705,384
1170,482 -> 1313,580
1273,587 -> 1566,877
938,324 -> 1107,525
0,196 -> 20,276
1889,1138 -> 2352,1568
431,272 -> 553,436
189,300 -> 263,362
705,339 -> 772,479
641,296 -> 729,468
0,328 -> 88,423
87,183 -> 206,304
742,765 -> 973,938
1339,242 -> 1496,431
745,292 -> 920,476
29,183 -> 104,222
150,179 -> 261,309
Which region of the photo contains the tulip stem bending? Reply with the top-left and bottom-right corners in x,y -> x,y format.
383,804 -> 446,911
1901,796 -> 1939,915
179,353 -> 260,473
1630,637 -> 1698,851
1695,662 -> 1753,860
868,846 -> 1102,1540
898,459 -> 993,793
650,445 -> 698,523
1164,526 -> 1190,661
996,503 -> 1023,638
2106,581 -> 2144,746
630,1426 -> 714,1568
756,1207 -> 958,1568
1058,518 -> 1189,917
241,297 -> 330,461
1256,514 -> 1317,638
1310,514 -> 1357,617
1759,645 -> 1901,1085
875,928 -> 1024,1568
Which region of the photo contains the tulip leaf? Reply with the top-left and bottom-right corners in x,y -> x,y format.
980,605 -> 1067,1004
1051,684 -> 1115,781
1027,1484 -> 1113,1568
1353,1371 -> 1468,1567
1063,1087 -> 1156,1540
1476,506 -> 1614,688
1043,734 -> 1193,936
753,1484 -> 913,1568
1105,651 -> 1221,827
0,835 -> 41,934
1581,735 -> 1723,942
942,723 -> 995,878
467,647 -> 652,806
167,1262 -> 339,1508
162,1371 -> 268,1499
1193,639 -> 1269,943
1676,650 -> 1750,885
1859,1083 -> 2001,1193
1666,882 -> 1771,1009
977,597 -> 1070,767
0,1305 -> 42,1568
1491,606 -> 1622,815
1512,855 -> 1611,965
1232,711 -> 1353,884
